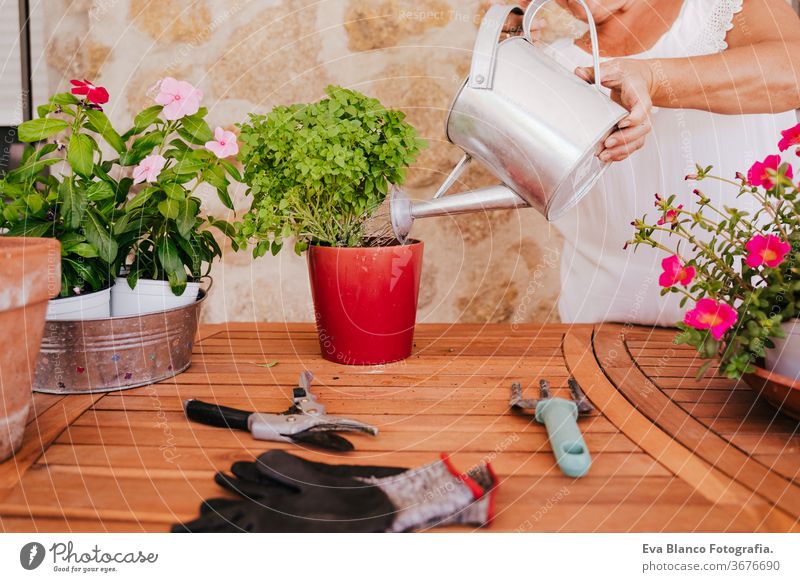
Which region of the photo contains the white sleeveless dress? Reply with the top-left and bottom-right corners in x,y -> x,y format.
545,0 -> 797,325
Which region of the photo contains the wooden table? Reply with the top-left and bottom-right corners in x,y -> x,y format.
1,323 -> 798,532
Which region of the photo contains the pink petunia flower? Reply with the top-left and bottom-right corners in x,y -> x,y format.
747,154 -> 793,189
684,298 -> 738,340
658,255 -> 696,287
70,79 -> 109,104
205,127 -> 239,159
154,77 -> 203,121
657,205 -> 683,228
778,123 -> 800,155
132,153 -> 167,184
744,234 -> 791,269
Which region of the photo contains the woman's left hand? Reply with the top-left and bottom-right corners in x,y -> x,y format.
575,59 -> 655,162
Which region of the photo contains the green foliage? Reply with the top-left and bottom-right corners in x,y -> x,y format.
236,86 -> 426,254
1,88 -> 238,298
628,162 -> 800,378
1,94 -> 119,297
113,106 -> 237,296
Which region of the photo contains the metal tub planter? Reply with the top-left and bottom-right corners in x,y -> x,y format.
33,289 -> 207,394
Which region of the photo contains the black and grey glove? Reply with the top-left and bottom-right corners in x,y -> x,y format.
172,450 -> 497,533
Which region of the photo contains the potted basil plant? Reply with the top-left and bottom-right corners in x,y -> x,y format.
2,80 -> 121,320
236,86 -> 426,365
111,78 -> 239,316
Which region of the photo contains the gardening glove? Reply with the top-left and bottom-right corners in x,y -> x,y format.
172,450 -> 497,533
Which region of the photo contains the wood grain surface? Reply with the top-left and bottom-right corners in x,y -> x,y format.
0,323 -> 797,532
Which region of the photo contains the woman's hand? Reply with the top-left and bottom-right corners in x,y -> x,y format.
575,59 -> 655,162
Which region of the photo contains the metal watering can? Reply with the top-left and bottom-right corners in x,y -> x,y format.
391,0 -> 627,242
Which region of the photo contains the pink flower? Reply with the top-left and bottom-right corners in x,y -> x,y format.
778,123 -> 800,154
205,127 -> 239,159
744,234 -> 791,269
747,154 -> 792,189
154,77 -> 202,121
132,153 -> 167,184
684,298 -> 738,340
659,255 -> 696,287
70,79 -> 109,104
657,204 -> 683,228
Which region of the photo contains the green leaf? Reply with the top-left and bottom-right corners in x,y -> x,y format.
207,217 -> 237,245
125,185 -> 158,209
162,182 -> 186,200
176,198 -> 199,239
119,131 -> 164,166
51,93 -> 80,106
252,361 -> 279,368
82,209 -> 118,263
86,180 -> 115,201
216,187 -> 234,210
4,157 -> 60,183
25,193 -> 44,213
122,268 -> 139,291
219,159 -> 242,182
4,220 -> 53,237
157,236 -> 183,273
167,268 -> 188,296
177,112 -> 213,145
84,108 -> 125,154
133,105 -> 163,131
17,118 -> 69,142
67,133 -> 94,177
59,179 -> 88,229
65,242 -> 99,258
158,198 -> 180,219
171,157 -> 205,175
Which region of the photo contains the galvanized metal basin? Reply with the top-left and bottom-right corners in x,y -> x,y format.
33,288 -> 207,394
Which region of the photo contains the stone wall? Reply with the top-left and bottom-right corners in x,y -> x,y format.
40,0 -> 577,324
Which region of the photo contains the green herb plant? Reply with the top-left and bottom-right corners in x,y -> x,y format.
236,86 -> 426,256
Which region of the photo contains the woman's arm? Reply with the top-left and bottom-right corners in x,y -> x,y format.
578,0 -> 800,161
648,0 -> 800,114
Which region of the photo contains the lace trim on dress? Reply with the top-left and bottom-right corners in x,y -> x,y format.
687,0 -> 745,54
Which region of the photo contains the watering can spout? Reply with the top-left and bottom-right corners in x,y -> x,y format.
390,182 -> 529,244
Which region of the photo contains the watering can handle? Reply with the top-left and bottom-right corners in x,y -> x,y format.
523,0 -> 603,90
468,4 -> 523,90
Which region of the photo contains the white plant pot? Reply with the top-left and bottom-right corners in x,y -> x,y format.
46,288 -> 111,321
764,318 -> 800,381
110,278 -> 201,317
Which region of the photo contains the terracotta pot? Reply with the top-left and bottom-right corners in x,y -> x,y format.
0,237 -> 61,461
307,240 -> 423,365
744,364 -> 800,421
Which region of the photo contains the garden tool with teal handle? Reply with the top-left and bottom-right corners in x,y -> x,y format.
510,378 -> 593,478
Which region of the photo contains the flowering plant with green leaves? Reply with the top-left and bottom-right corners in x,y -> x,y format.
0,82 -> 122,297
0,77 -> 238,298
236,85 -> 426,256
628,124 -> 800,378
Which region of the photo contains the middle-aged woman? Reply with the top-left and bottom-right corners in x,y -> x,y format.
505,0 -> 800,325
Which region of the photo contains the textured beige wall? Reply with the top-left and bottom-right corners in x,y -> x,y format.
41,0 -> 576,324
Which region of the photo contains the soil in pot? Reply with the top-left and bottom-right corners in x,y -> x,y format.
307,240 -> 423,365
111,278 -> 200,317
0,237 -> 61,461
47,287 -> 111,320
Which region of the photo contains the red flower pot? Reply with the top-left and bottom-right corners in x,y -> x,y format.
307,241 -> 423,365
